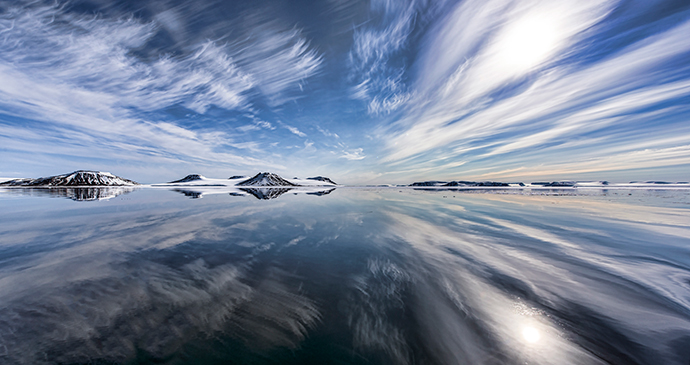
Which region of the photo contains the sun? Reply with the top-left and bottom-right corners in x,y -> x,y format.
522,326 -> 541,343
495,10 -> 563,72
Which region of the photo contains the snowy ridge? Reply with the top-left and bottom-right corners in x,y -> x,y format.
0,170 -> 139,186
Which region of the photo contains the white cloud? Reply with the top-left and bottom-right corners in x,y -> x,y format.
316,126 -> 339,139
280,122 -> 307,137
237,118 -> 276,132
341,148 -> 366,160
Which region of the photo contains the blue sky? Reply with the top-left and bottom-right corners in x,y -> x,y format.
1,0 -> 689,184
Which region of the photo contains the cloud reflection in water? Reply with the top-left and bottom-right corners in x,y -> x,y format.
0,188 -> 688,364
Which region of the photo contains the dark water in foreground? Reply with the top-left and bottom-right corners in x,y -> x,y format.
0,187 -> 689,364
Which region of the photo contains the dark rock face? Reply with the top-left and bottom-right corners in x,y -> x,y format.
228,176 -> 245,180
236,172 -> 299,187
0,171 -> 139,186
168,174 -> 204,183
306,176 -> 337,185
443,181 -> 509,187
543,181 -> 575,187
410,180 -> 511,187
409,181 -> 448,186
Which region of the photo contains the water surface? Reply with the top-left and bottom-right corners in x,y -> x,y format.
0,187 -> 689,364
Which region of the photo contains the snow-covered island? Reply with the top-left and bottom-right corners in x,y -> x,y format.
159,172 -> 338,187
152,172 -> 339,200
0,170 -> 139,186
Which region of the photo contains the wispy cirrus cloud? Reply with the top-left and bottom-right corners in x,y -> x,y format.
377,0 -> 690,180
0,4 -> 253,114
348,0 -> 421,115
279,122 -> 307,137
237,29 -> 323,107
316,126 -> 339,139
0,2 -> 322,173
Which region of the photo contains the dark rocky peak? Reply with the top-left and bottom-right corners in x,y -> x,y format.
306,176 -> 337,185
168,174 -> 204,183
236,172 -> 298,186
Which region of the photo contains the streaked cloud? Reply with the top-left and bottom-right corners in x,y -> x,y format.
348,0 -> 420,115
375,0 -> 690,181
0,1 -> 321,175
0,0 -> 689,183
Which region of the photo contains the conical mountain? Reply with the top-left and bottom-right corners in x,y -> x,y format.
236,172 -> 299,186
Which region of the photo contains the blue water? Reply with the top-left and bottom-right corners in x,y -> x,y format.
0,187 -> 689,364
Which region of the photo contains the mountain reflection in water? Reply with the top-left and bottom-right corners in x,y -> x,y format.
171,187 -> 336,200
240,187 -> 294,200
0,188 -> 688,364
0,187 -> 136,201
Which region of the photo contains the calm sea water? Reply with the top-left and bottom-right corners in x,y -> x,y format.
0,187 -> 689,364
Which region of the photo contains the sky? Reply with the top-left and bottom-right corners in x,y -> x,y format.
1,0 -> 689,184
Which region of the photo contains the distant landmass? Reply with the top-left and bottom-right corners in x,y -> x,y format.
0,170 -> 139,186
407,180 -> 690,187
443,181 -> 510,187
409,181 -> 448,186
409,180 -> 510,187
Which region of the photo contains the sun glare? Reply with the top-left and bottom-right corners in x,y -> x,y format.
497,12 -> 561,71
522,326 -> 541,343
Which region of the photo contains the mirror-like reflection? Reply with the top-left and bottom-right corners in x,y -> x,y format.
0,188 -> 688,364
0,187 -> 137,201
170,187 -> 337,200
240,187 -> 294,200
